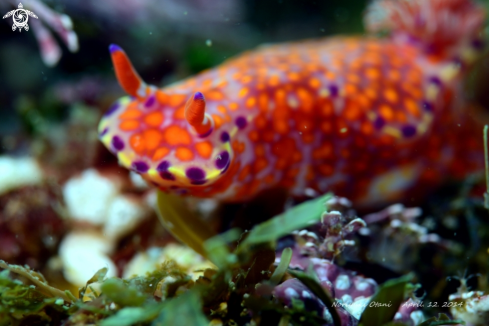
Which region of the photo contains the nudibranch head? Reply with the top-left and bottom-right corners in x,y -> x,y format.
99,45 -> 233,191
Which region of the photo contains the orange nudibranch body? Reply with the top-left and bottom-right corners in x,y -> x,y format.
99,0 -> 487,205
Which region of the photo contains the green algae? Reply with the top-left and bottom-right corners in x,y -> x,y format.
359,274 -> 413,326
0,193 -> 468,326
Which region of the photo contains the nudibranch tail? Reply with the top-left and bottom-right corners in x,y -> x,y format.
109,44 -> 147,97
185,92 -> 213,137
365,0 -> 485,59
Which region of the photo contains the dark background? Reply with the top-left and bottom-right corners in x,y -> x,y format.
0,0 -> 366,149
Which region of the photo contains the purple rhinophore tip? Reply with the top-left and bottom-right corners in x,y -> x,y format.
132,161 -> 149,173
373,116 -> 385,129
194,92 -> 205,101
109,44 -> 122,53
235,116 -> 247,129
401,125 -> 417,138
220,131 -> 230,143
186,167 -> 205,181
111,136 -> 124,151
198,127 -> 213,138
215,151 -> 229,169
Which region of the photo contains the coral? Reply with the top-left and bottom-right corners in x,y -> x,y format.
273,197 -> 434,325
59,168 -> 155,285
447,274 -> 489,326
281,196 -> 367,268
0,184 -> 66,269
450,292 -> 489,326
122,244 -> 214,280
59,231 -> 117,286
2,0 -> 78,66
274,278 -> 358,326
292,210 -> 366,261
394,299 -> 425,325
0,156 -> 43,195
289,197 -> 453,275
361,203 -> 451,273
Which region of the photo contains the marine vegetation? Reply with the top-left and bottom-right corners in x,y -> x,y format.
0,194 -> 477,325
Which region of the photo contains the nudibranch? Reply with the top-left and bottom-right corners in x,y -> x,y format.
99,0 -> 486,208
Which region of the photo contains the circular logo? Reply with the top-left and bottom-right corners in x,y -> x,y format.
2,3 -> 38,32
13,8 -> 28,28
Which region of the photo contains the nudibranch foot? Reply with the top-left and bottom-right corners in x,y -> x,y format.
155,191 -> 216,258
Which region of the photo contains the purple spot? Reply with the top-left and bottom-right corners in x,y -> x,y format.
220,131 -> 230,142
373,116 -> 385,129
422,101 -> 433,112
191,180 -> 207,185
198,127 -> 213,138
104,103 -> 119,117
144,95 -> 156,108
160,171 -> 175,181
99,127 -> 108,137
194,92 -> 204,101
220,161 -> 230,174
215,151 -> 229,169
329,84 -> 339,97
132,161 -> 149,173
428,76 -> 442,86
112,136 -> 124,151
109,44 -> 122,53
156,161 -> 175,180
401,125 -> 417,138
186,167 -> 205,181
236,116 -> 247,129
156,161 -> 170,171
